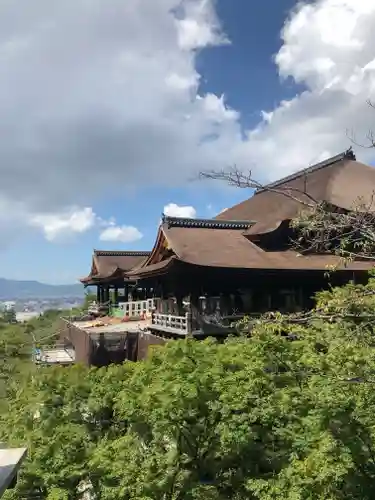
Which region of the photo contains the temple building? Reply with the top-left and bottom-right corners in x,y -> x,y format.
80,250 -> 151,315
125,149 -> 375,337
51,149 -> 375,365
55,249 -> 155,367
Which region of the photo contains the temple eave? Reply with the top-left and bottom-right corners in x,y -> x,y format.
126,256 -> 179,280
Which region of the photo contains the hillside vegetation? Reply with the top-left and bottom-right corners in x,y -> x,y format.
1,279 -> 375,499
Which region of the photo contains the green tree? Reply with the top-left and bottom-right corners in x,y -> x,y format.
2,307 -> 17,324
0,362 -> 132,499
91,280 -> 375,500
3,279 -> 375,498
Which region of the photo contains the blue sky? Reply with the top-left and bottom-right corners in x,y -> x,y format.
0,0 -> 375,283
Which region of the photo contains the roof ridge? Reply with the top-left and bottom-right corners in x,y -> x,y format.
161,215 -> 255,230
255,148 -> 356,195
94,250 -> 151,257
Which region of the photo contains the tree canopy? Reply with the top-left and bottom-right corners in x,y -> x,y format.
2,277 -> 375,499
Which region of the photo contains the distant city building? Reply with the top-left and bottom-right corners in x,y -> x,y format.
1,301 -> 15,312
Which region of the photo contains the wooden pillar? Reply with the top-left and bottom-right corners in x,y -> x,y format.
114,286 -> 119,305
190,293 -> 200,311
96,286 -> 101,303
219,293 -> 231,316
190,292 -> 200,331
100,286 -> 107,304
234,293 -> 244,313
175,292 -> 184,316
124,283 -> 129,301
267,293 -> 272,311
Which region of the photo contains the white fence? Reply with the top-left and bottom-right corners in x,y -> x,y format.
112,298 -> 156,318
151,312 -> 191,335
111,299 -> 192,334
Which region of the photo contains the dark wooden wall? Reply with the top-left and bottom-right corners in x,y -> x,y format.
58,319 -> 92,365
59,320 -> 167,365
137,331 -> 167,360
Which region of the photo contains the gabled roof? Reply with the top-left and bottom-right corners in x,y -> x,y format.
81,250 -> 151,284
127,215 -> 375,279
127,216 -> 258,278
216,149 -> 375,237
124,151 -> 375,280
255,149 -> 355,194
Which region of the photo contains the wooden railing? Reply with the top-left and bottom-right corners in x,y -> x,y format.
151,312 -> 191,335
87,300 -> 111,316
112,299 -> 156,319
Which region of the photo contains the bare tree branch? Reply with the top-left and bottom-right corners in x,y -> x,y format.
199,165 -> 318,208
292,196 -> 375,260
346,100 -> 375,149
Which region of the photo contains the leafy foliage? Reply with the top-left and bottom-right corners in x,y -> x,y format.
3,279 -> 375,498
2,308 -> 17,324
0,309 -> 67,413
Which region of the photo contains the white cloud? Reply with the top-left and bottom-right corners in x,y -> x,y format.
28,206 -> 142,244
0,0 -> 235,226
29,207 -> 96,242
99,225 -> 143,243
163,203 -> 197,218
238,0 -> 375,180
0,0 -> 374,244
175,0 -> 229,50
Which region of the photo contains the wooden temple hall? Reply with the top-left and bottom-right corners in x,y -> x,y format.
80,250 -> 151,312
56,149 -> 375,365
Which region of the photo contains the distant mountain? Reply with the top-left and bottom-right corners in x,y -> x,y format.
0,278 -> 85,299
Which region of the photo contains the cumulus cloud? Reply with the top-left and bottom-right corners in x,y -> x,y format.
28,205 -> 142,243
175,0 -> 229,50
0,0 -> 234,222
1,0 -> 375,241
29,207 -> 97,242
163,203 -> 197,218
99,225 -> 143,243
240,0 -> 375,179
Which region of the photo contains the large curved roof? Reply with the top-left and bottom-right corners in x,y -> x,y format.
127,150 -> 375,279
216,150 -> 375,237
127,215 -> 374,279
81,250 -> 151,284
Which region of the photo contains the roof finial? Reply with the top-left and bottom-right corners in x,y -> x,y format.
345,146 -> 356,161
